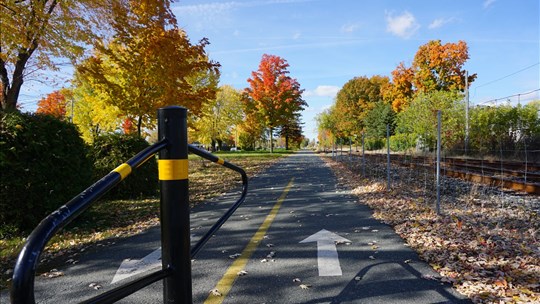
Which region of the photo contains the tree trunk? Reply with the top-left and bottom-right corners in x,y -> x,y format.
270,127 -> 274,153
211,139 -> 216,152
285,135 -> 289,150
137,116 -> 143,137
1,57 -> 29,112
1,31 -> 39,112
217,139 -> 223,151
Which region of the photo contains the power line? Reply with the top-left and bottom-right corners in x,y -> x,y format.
472,62 -> 540,97
477,88 -> 540,105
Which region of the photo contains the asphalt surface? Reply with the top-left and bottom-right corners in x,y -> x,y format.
3,151 -> 470,304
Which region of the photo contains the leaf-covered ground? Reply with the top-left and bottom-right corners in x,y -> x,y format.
324,155 -> 540,303
0,153 -> 284,291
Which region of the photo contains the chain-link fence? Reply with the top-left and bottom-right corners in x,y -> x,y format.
324,108 -> 540,215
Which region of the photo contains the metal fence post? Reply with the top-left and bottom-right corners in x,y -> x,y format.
436,110 -> 441,215
362,133 -> 366,178
349,137 -> 352,162
332,136 -> 335,159
158,106 -> 192,304
386,124 -> 391,190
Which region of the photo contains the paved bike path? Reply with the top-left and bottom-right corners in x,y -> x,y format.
189,151 -> 469,304
7,151 -> 469,303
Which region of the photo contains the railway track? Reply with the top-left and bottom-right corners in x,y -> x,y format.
341,151 -> 540,195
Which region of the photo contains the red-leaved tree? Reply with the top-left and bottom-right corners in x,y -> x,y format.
36,90 -> 68,119
122,117 -> 136,135
245,54 -> 306,152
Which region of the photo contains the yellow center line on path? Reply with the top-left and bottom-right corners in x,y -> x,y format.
204,177 -> 295,304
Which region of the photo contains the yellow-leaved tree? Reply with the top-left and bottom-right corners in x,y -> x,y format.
1,0 -> 111,111
74,1 -> 220,136
193,85 -> 244,151
70,73 -> 122,143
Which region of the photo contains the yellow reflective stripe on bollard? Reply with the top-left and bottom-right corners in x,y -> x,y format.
113,163 -> 132,181
158,159 -> 188,180
216,158 -> 225,165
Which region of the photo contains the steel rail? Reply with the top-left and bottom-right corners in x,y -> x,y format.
347,153 -> 539,195
187,145 -> 249,258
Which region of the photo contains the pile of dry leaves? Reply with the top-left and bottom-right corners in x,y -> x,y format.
325,155 -> 539,303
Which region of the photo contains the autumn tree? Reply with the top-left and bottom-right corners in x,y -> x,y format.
412,40 -> 476,93
334,75 -> 390,137
70,73 -> 122,143
382,63 -> 414,112
75,1 -> 219,136
383,40 -> 476,112
1,0 -> 110,111
122,118 -> 136,135
278,115 -> 303,150
316,107 -> 338,151
237,110 -> 266,150
245,54 -> 306,153
193,85 -> 244,151
36,90 -> 68,119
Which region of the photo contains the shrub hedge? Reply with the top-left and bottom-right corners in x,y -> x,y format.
90,133 -> 158,200
389,133 -> 417,151
0,112 -> 93,236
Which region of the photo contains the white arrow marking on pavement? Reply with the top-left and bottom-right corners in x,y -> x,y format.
111,248 -> 161,284
111,233 -> 197,284
300,229 -> 351,276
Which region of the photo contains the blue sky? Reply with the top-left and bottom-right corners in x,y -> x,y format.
18,0 -> 539,141
171,0 -> 539,140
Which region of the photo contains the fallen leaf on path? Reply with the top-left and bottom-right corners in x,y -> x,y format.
88,283 -> 102,290
300,284 -> 311,289
41,269 -> 64,278
210,289 -> 222,297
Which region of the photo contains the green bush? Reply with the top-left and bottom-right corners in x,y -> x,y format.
90,133 -> 158,200
364,138 -> 384,150
390,133 -> 417,151
0,112 -> 93,236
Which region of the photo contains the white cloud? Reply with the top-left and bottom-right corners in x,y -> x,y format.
175,0 -> 316,14
428,17 -> 454,29
293,32 -> 302,39
176,2 -> 237,14
483,0 -> 496,9
340,23 -> 360,33
385,11 -> 420,39
304,85 -> 340,97
174,1 -> 317,31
